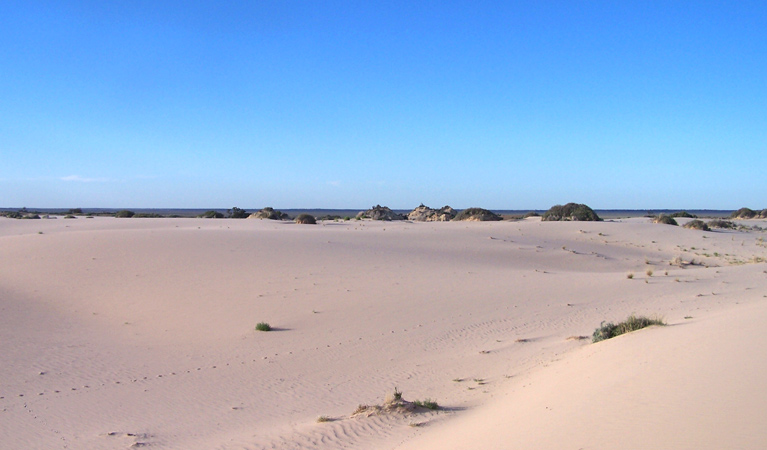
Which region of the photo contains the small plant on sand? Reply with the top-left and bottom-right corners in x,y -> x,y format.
413,399 -> 439,410
316,415 -> 332,423
626,272 -> 634,279
646,269 -> 653,277
255,322 -> 272,332
592,315 -> 665,343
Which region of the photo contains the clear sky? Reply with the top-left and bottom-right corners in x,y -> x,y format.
2,1 -> 766,210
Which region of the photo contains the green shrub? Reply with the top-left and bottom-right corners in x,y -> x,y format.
295,213 -> 317,224
707,219 -> 735,229
413,399 -> 439,410
731,207 -> 757,219
453,207 -> 502,221
229,207 -> 248,218
653,215 -> 678,226
199,210 -> 224,218
592,315 -> 664,343
523,211 -> 540,218
670,211 -> 697,218
683,219 -> 710,231
115,210 -> 135,218
255,322 -> 272,332
542,203 -> 602,221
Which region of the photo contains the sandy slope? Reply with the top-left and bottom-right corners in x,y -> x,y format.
1,216 -> 765,449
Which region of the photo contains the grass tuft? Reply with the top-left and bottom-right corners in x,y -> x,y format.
413,399 -> 439,410
255,322 -> 272,332
592,315 -> 664,343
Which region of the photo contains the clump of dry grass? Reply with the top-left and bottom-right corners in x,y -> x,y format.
626,272 -> 634,279
352,388 -> 439,418
592,315 -> 665,343
683,220 -> 710,231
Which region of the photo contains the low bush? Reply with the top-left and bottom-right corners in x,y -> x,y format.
592,315 -> 664,343
653,215 -> 678,226
541,203 -> 601,221
683,219 -> 710,231
707,219 -> 736,229
115,210 -> 135,218
670,211 -> 697,218
453,207 -> 502,221
199,210 -> 224,218
295,213 -> 317,224
255,322 -> 272,332
731,207 -> 757,219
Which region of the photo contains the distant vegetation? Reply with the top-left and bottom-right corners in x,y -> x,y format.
115,210 -> 135,218
228,207 -> 248,218
295,213 -> 317,224
707,219 -> 736,229
670,211 -> 697,218
731,207 -> 767,219
592,315 -> 664,343
356,205 -> 405,221
653,215 -> 678,226
683,219 -> 710,231
250,207 -> 290,220
542,203 -> 602,221
199,210 -> 224,218
452,207 -> 501,221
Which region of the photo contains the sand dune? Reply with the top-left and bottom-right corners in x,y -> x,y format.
1,216 -> 765,449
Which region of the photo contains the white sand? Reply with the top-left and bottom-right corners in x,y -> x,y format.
1,216 -> 766,449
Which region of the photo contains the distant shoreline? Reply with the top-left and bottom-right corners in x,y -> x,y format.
0,207 -> 737,219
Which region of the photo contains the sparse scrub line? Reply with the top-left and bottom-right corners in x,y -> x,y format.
592,315 -> 665,343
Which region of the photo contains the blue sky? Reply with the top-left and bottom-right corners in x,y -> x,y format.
2,1 -> 766,209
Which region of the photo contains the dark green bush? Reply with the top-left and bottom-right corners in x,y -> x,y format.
683,219 -> 710,231
670,211 -> 697,218
453,207 -> 502,221
653,215 -> 678,226
199,210 -> 224,218
707,219 -> 735,229
542,203 -> 602,221
731,207 -> 757,219
295,213 -> 317,224
115,210 -> 135,218
229,207 -> 248,218
255,322 -> 272,332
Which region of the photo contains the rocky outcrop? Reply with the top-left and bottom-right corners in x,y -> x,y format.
356,205 -> 406,221
452,207 -> 502,222
407,204 -> 457,222
248,207 -> 290,220
541,203 -> 602,221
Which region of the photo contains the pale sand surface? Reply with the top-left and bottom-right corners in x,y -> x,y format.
1,216 -> 765,449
